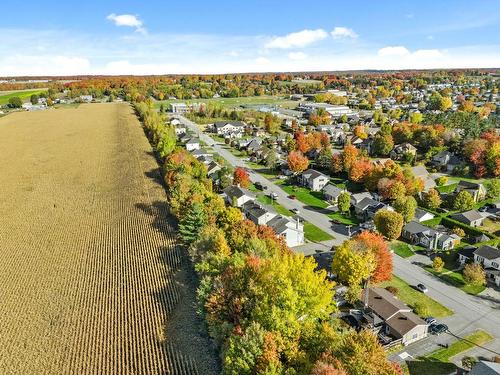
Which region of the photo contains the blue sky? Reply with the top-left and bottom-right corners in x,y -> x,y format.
1,0 -> 499,76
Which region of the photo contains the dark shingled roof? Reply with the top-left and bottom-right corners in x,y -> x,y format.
474,245 -> 500,260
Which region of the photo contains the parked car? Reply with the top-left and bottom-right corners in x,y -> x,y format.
270,192 -> 278,199
425,317 -> 437,325
291,208 -> 300,214
416,283 -> 428,293
288,195 -> 297,200
254,182 -> 264,190
479,206 -> 488,212
430,323 -> 448,335
341,315 -> 361,332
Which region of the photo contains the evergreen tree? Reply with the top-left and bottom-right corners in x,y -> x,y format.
178,202 -> 207,243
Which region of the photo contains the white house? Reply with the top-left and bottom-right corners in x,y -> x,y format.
298,169 -> 329,191
267,215 -> 304,247
242,201 -> 277,225
414,208 -> 435,223
322,184 -> 345,204
185,138 -> 200,151
474,245 -> 500,287
170,103 -> 189,114
213,121 -> 246,138
402,221 -> 460,251
223,186 -> 256,208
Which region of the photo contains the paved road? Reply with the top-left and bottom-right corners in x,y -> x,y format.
177,114 -> 500,352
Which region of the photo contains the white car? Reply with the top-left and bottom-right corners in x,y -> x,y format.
416,283 -> 428,293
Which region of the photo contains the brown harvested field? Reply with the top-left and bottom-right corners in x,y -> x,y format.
0,103 -> 219,375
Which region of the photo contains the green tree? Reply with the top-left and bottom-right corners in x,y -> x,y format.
156,125 -> 177,158
374,210 -> 404,240
317,147 -> 333,170
8,96 -> 22,108
178,202 -> 207,243
393,196 -> 417,223
453,190 -> 475,211
486,179 -> 500,199
435,176 -> 448,186
30,94 -> 39,105
265,150 -> 278,170
337,192 -> 351,213
409,112 -> 423,123
372,134 -> 394,156
331,240 -> 376,287
421,188 -> 442,210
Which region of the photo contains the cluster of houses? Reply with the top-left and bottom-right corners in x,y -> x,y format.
458,245 -> 500,287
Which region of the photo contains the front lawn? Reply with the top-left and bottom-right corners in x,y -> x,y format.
427,330 -> 493,362
280,185 -> 328,209
378,276 -> 453,318
435,183 -> 458,194
256,195 -> 293,216
425,266 -> 486,295
390,241 -> 415,258
406,359 -> 456,375
327,211 -> 360,226
303,222 -> 334,242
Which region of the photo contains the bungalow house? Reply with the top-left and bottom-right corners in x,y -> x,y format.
469,360 -> 500,375
322,184 -> 345,204
411,165 -> 436,191
267,215 -> 305,247
298,169 -> 329,192
361,287 -> 428,346
206,161 -> 221,178
457,246 -> 477,265
191,148 -> 211,159
451,210 -> 485,227
185,138 -> 200,151
354,197 -> 392,221
351,191 -> 376,206
456,181 -> 487,202
390,143 -> 417,161
213,121 -> 246,138
474,245 -> 500,287
402,221 -> 460,251
242,201 -> 277,225
170,118 -> 181,126
223,185 -> 256,208
170,103 -> 189,114
414,208 -> 435,223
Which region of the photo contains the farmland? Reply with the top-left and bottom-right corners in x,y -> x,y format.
0,103 -> 218,374
0,88 -> 47,104
154,95 -> 298,110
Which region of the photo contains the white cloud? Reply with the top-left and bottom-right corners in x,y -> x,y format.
378,46 -> 411,57
288,52 -> 307,60
107,14 -> 146,34
331,27 -> 358,39
427,35 -> 434,40
265,29 -> 328,49
226,50 -> 239,57
413,49 -> 443,58
255,57 -> 270,65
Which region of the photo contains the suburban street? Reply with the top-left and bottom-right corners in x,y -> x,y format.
177,114 -> 500,356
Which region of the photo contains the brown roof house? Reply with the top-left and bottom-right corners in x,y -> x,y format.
362,287 -> 428,346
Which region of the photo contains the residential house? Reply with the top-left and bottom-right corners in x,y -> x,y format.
213,121 -> 246,138
223,186 -> 256,208
298,169 -> 329,192
390,143 -> 417,161
185,138 -> 200,151
354,197 -> 392,221
431,151 -> 462,172
451,210 -> 485,227
170,103 -> 189,114
242,201 -> 277,225
457,246 -> 477,265
411,165 -> 436,191
456,181 -> 487,202
402,221 -> 460,251
80,95 -> 93,102
322,184 -> 345,204
206,161 -> 221,178
267,215 -> 305,247
474,245 -> 500,287
414,208 -> 435,223
191,148 -> 211,159
361,287 -> 428,346
351,192 -> 376,206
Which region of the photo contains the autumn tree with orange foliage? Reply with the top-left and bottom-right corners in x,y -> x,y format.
288,151 -> 310,174
233,167 -> 250,188
353,231 -> 393,283
294,131 -> 310,153
348,158 -> 373,183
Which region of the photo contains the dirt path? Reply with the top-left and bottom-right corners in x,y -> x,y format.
0,103 -> 219,375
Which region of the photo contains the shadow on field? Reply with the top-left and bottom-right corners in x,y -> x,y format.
144,167 -> 164,187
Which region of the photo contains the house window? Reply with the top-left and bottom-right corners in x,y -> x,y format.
493,262 -> 499,269
412,333 -> 418,340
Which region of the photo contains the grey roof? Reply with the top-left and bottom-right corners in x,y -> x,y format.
242,201 -> 276,220
302,168 -> 328,181
322,184 -> 344,198
452,210 -> 484,224
411,165 -> 430,178
403,221 -> 433,235
469,361 -> 500,375
223,185 -> 256,200
186,138 -> 200,144
362,287 -> 410,320
414,208 -> 434,221
355,197 -> 381,211
214,121 -> 245,129
267,215 -> 296,234
457,246 -> 476,259
458,180 -> 483,190
474,245 -> 500,260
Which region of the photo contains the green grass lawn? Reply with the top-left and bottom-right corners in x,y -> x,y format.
425,266 -> 486,295
280,185 -> 328,209
155,95 -> 299,110
378,276 -> 453,318
303,222 -> 334,242
435,183 -> 458,194
406,359 -> 456,375
327,211 -> 359,225
427,330 -> 493,362
0,89 -> 48,105
391,241 -> 415,258
256,195 -> 293,216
